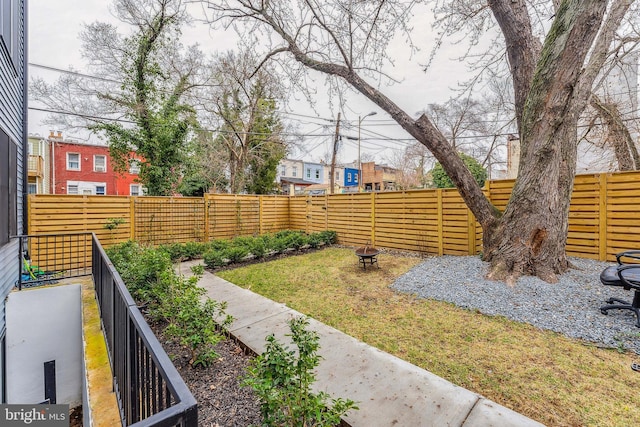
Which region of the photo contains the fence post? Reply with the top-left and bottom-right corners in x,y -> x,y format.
306,195 -> 311,234
598,174 -> 608,261
370,192 -> 376,246
437,189 -> 444,256
468,210 -> 476,255
204,195 -> 210,242
259,195 -> 264,235
325,194 -> 329,231
129,197 -> 135,240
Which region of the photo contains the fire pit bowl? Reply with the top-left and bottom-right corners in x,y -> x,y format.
355,246 -> 380,270
355,247 -> 380,257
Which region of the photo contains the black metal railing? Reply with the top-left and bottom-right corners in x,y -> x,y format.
92,234 -> 197,426
16,232 -> 93,290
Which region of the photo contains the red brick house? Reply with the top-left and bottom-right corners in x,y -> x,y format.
49,133 -> 143,195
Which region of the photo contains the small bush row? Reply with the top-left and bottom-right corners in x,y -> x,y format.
157,230 -> 338,269
106,241 -> 232,367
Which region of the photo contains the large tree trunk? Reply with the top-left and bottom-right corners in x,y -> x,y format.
483,0 -> 608,283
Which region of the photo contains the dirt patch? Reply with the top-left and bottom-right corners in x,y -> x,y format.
150,323 -> 263,427
70,406 -> 82,427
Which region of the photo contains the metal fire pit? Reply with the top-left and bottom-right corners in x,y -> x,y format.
355,246 -> 380,270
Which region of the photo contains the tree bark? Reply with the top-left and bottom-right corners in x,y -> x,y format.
591,94 -> 638,170
483,0 -> 608,283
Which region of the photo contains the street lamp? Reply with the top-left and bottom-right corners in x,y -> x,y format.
358,111 -> 377,192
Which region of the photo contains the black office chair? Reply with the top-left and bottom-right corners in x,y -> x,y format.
600,250 -> 640,328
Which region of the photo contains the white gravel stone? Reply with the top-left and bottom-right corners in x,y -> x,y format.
391,255 -> 640,354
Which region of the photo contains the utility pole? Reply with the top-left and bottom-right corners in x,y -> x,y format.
330,112 -> 340,194
358,111 -> 377,192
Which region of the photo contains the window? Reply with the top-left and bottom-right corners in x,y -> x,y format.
336,171 -> 340,181
130,185 -> 146,196
306,168 -> 311,178
355,174 -> 358,183
0,130 -> 17,245
292,166 -> 297,177
0,0 -> 20,71
94,155 -> 106,172
95,186 -> 106,195
67,153 -> 80,170
28,183 -> 37,194
67,185 -> 78,195
347,172 -> 352,181
129,159 -> 140,174
315,169 -> 320,179
280,166 -> 286,176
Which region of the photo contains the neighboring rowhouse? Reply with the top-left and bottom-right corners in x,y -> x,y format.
27,134 -> 51,194
361,161 -> 398,191
277,158 -> 316,195
342,165 -> 359,192
0,0 -> 27,403
50,137 -> 144,196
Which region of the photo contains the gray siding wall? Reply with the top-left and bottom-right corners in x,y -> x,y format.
0,0 -> 26,335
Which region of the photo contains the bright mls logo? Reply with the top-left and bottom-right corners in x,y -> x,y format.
0,405 -> 68,426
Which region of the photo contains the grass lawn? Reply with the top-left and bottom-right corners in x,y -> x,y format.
217,247 -> 640,427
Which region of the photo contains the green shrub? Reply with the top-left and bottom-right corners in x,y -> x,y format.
249,238 -> 267,258
318,230 -> 337,244
270,234 -> 290,253
284,231 -> 307,249
224,246 -> 250,263
244,317 -> 357,426
183,241 -> 207,260
208,239 -> 231,252
161,242 -> 186,262
307,233 -> 324,248
232,236 -> 255,249
161,271 -> 232,367
203,249 -> 226,268
107,241 -> 173,304
106,241 -> 232,367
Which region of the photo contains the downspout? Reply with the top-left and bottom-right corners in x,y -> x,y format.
21,0 -> 29,234
51,141 -> 55,194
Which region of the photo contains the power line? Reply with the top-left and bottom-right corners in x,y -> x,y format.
28,106 -> 335,138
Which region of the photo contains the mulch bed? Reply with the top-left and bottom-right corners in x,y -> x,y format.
149,323 -> 264,427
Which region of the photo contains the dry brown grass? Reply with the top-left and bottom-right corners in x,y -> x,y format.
218,247 -> 640,427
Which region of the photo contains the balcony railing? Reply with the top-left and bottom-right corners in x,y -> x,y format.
28,155 -> 44,177
17,232 -> 93,290
14,233 -> 197,426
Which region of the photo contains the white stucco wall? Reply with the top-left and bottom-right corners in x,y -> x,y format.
6,284 -> 83,406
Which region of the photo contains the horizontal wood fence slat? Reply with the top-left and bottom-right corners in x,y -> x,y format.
28,171 -> 640,261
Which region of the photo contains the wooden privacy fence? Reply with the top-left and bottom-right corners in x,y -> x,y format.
27,171 -> 640,262
28,194 -> 291,247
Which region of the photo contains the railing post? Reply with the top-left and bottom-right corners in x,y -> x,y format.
18,237 -> 23,290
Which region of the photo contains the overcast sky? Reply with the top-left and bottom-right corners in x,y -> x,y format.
28,0 -> 476,165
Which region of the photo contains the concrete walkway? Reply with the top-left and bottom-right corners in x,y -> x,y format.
178,261 -> 544,427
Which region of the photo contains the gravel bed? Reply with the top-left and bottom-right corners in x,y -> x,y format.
391,255 -> 640,354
